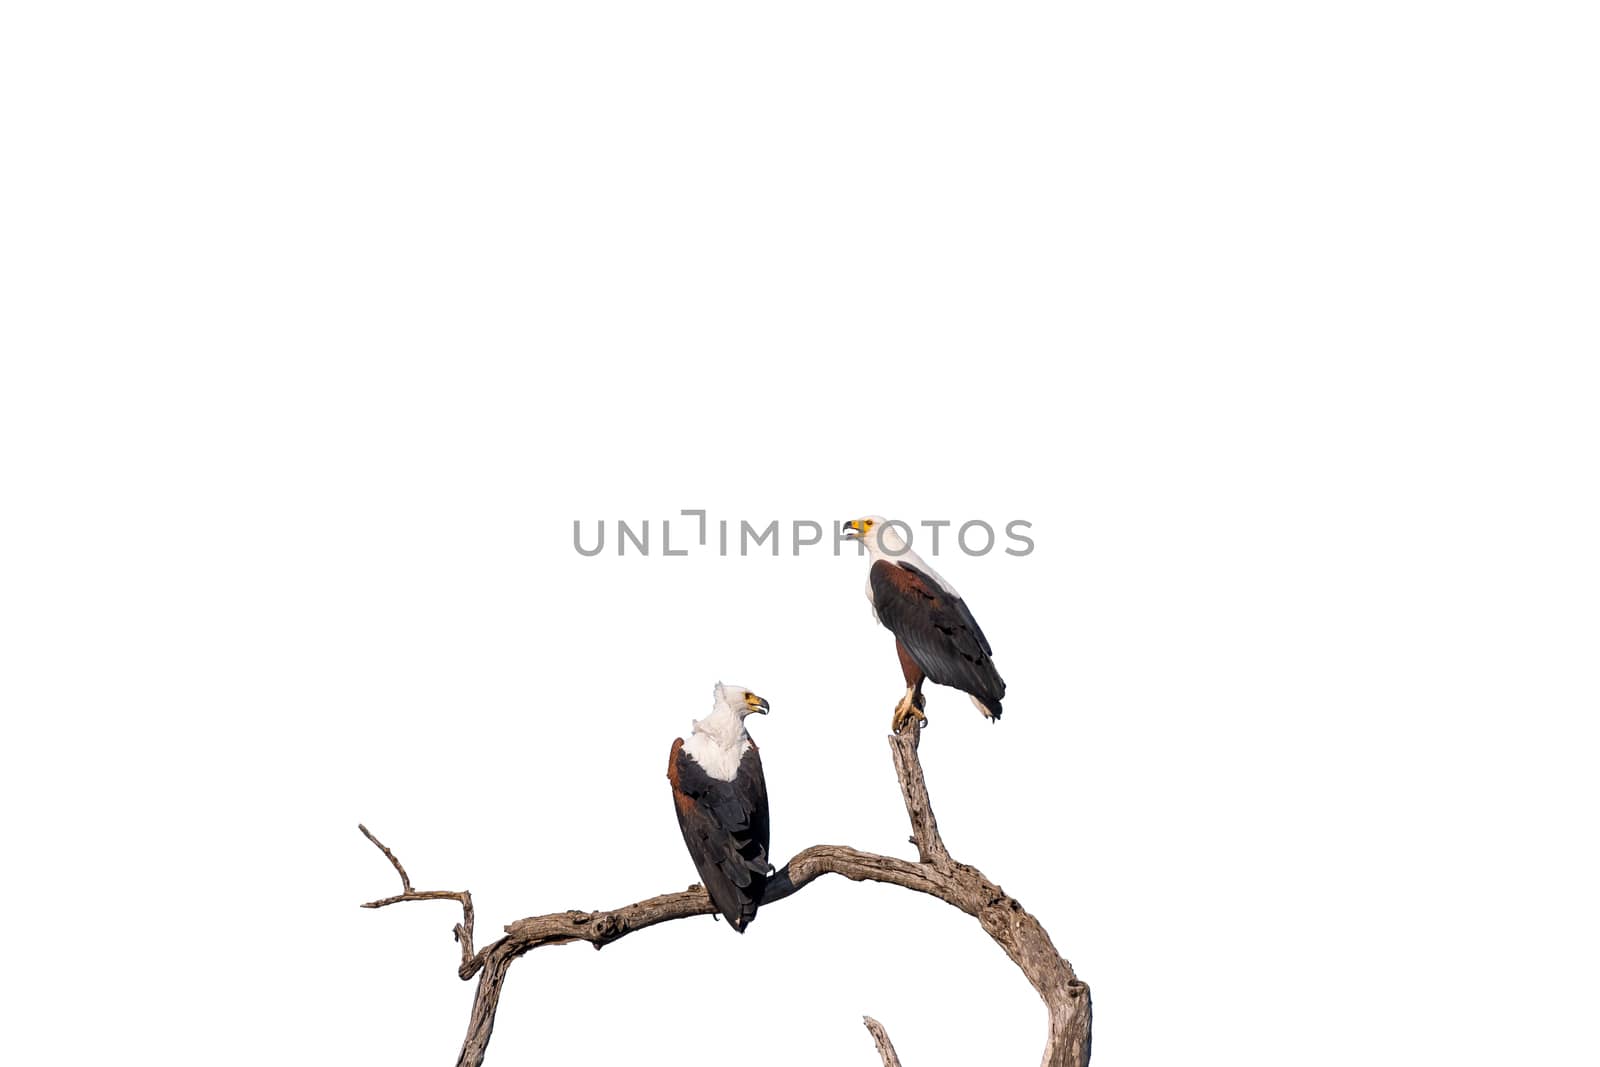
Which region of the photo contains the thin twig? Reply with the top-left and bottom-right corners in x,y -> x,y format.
359,823 -> 414,894
359,823 -> 476,972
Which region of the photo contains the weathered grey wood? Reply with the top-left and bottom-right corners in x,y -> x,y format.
863,1016 -> 903,1066
361,718 -> 1091,1067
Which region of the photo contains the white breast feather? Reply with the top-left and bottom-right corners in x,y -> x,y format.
683,702 -> 750,782
683,732 -> 749,782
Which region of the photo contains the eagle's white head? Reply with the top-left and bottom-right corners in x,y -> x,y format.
686,683 -> 770,781
842,515 -> 909,559
710,682 -> 770,720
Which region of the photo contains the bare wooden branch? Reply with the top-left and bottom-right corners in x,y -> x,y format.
360,822 -> 415,893
359,823 -> 477,973
889,718 -> 952,866
362,717 -> 1091,1067
863,1016 -> 903,1066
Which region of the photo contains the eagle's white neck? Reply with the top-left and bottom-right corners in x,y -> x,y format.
683,701 -> 750,782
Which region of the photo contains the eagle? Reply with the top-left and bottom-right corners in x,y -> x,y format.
667,684 -> 772,932
843,516 -> 1006,732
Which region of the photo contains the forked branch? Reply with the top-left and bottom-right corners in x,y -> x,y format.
359,823 -> 478,974
360,719 -> 1091,1067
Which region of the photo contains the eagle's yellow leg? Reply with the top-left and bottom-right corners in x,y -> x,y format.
891,687 -> 927,733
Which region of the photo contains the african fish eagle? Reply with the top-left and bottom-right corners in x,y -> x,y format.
667,684 -> 772,932
843,516 -> 1006,732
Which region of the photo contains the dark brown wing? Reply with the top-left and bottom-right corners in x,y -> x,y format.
870,559 -> 1006,719
667,738 -> 770,931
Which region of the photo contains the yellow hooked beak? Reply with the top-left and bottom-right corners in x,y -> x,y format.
842,519 -> 865,540
744,692 -> 771,715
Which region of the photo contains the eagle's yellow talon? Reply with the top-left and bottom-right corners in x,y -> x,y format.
890,701 -> 928,734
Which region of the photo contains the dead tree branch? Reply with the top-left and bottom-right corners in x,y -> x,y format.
359,823 -> 478,974
360,719 -> 1091,1067
863,1016 -> 903,1066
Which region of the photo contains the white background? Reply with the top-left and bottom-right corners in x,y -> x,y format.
2,3 -> 1596,1065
